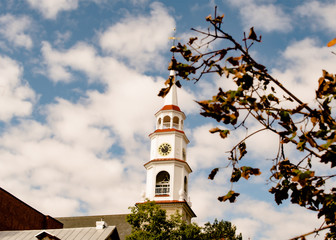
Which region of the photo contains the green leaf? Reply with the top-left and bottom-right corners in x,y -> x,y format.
279,110 -> 291,122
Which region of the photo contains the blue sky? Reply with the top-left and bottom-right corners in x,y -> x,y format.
0,0 -> 335,239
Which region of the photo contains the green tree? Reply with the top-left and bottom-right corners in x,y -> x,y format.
160,7 -> 336,239
202,219 -> 242,240
126,201 -> 242,240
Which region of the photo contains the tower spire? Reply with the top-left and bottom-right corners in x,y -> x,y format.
164,69 -> 178,107
165,28 -> 180,107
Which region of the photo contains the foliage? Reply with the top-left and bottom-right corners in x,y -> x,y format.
160,7 -> 336,239
126,201 -> 242,240
203,219 -> 242,240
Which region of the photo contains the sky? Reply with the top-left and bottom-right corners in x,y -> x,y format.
0,0 -> 335,239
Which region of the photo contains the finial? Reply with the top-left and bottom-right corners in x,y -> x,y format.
169,28 -> 180,57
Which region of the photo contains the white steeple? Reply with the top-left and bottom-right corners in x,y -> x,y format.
164,70 -> 178,107
141,64 -> 196,223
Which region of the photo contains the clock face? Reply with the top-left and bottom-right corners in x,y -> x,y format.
158,143 -> 172,156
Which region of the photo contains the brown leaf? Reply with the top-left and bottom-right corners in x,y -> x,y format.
227,56 -> 242,66
208,168 -> 219,180
209,127 -> 221,133
219,130 -> 230,139
311,117 -> 318,126
247,27 -> 261,42
248,27 -> 257,40
158,87 -> 171,98
188,37 -> 198,45
167,57 -> 177,70
240,166 -> 261,180
218,190 -> 240,203
230,168 -> 241,182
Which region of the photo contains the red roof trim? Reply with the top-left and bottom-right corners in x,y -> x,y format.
144,158 -> 192,173
144,158 -> 186,165
152,129 -> 185,134
153,200 -> 187,204
136,200 -> 187,205
160,105 -> 181,112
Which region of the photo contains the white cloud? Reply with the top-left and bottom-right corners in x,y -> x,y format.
0,103 -> 144,216
296,1 -> 336,35
41,41 -> 105,83
232,198 -> 322,240
188,124 -> 235,169
26,0 -> 79,19
0,14 -> 33,49
0,55 -> 36,122
272,38 -> 335,105
227,0 -> 292,33
99,2 -> 175,72
189,173 -> 323,239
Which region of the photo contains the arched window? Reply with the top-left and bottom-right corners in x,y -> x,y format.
157,118 -> 161,129
181,120 -> 184,130
163,116 -> 170,129
184,176 -> 188,193
173,116 -> 179,129
155,171 -> 170,195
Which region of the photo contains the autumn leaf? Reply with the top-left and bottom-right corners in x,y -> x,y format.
230,168 -> 241,182
158,87 -> 171,98
219,130 -> 230,138
205,14 -> 212,21
188,37 -> 198,45
247,27 -> 261,42
209,127 -> 221,133
175,80 -> 182,88
227,56 -> 242,66
327,38 -> 336,47
240,166 -> 261,180
208,168 -> 219,180
238,142 -> 247,160
218,190 -> 240,203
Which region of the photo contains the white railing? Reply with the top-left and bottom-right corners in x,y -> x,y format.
155,184 -> 170,195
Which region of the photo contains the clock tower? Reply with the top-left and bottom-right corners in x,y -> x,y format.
141,66 -> 196,223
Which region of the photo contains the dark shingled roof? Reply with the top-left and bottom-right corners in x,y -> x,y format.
56,214 -> 131,240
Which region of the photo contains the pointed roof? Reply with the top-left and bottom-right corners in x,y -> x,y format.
164,70 -> 178,106
159,69 -> 182,112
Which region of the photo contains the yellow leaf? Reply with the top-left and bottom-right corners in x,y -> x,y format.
327,38 -> 336,47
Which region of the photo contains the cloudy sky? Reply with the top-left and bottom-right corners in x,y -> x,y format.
0,0 -> 335,239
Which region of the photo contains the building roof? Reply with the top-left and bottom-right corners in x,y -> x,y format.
0,226 -> 119,240
57,214 -> 131,240
0,187 -> 63,231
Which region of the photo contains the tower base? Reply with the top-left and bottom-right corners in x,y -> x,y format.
155,200 -> 196,224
